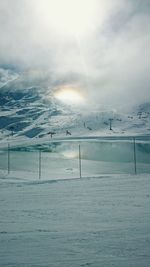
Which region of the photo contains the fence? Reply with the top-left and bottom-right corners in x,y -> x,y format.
0,137 -> 150,180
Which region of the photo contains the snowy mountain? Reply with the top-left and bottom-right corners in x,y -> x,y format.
0,74 -> 150,143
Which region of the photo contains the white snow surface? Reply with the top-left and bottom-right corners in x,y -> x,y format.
0,85 -> 150,266
0,84 -> 150,145
0,173 -> 150,267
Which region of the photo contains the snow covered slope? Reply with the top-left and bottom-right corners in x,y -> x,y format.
0,174 -> 150,267
0,74 -> 150,143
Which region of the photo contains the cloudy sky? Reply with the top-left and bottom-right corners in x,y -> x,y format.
0,0 -> 150,110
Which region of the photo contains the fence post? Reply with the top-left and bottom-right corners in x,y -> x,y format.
8,143 -> 10,174
39,150 -> 42,179
133,137 -> 137,175
79,144 -> 82,178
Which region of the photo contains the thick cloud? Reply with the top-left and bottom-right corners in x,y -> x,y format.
0,0 -> 150,110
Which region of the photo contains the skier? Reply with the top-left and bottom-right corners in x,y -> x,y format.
66,130 -> 71,135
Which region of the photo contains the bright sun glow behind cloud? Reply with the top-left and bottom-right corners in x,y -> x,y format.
35,0 -> 98,37
54,86 -> 85,105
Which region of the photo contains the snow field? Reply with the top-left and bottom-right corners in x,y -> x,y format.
0,174 -> 150,266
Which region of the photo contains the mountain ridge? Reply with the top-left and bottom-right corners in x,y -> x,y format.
0,77 -> 150,142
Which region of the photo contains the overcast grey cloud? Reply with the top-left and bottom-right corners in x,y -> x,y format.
0,0 -> 150,110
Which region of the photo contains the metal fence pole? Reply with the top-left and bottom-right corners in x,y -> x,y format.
39,150 -> 42,179
133,137 -> 137,175
8,143 -> 10,174
79,144 -> 82,178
